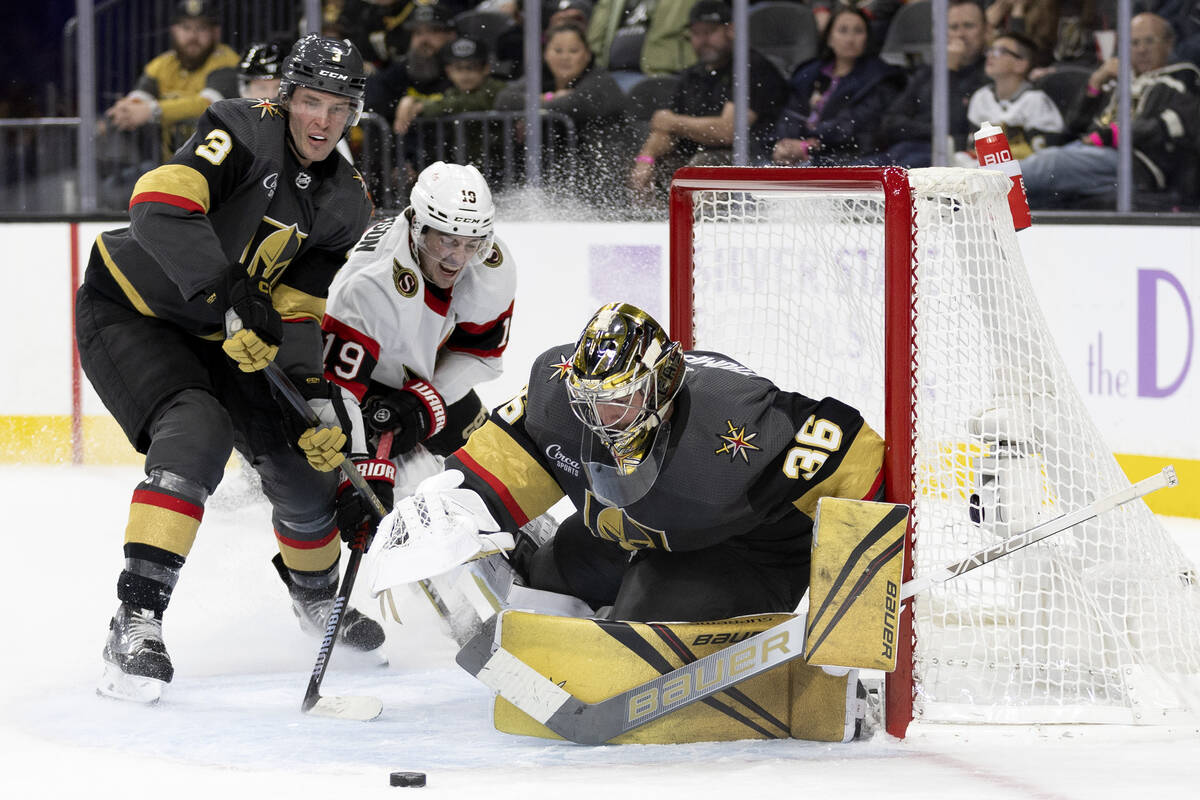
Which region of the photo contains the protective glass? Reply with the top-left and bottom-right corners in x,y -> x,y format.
415,228 -> 494,270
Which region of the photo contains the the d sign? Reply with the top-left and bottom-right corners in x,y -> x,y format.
1138,269 -> 1193,398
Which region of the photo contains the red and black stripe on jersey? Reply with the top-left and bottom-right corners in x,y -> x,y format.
448,394 -> 564,530
446,300 -> 514,358
322,313 -> 381,401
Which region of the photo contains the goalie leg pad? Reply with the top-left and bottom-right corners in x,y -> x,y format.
805,497 -> 908,672
489,611 -> 854,744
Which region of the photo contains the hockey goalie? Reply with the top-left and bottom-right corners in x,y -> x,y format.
367,301 -> 890,743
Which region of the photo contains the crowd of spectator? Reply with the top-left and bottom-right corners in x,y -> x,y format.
90,0 -> 1200,213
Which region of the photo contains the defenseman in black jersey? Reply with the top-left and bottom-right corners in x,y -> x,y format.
389,302 -> 885,622
76,36 -> 386,702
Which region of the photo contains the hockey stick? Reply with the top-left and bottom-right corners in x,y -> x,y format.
254,356 -> 390,721
456,467 -> 1178,744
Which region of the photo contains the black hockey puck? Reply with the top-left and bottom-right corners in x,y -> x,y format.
390,771 -> 426,787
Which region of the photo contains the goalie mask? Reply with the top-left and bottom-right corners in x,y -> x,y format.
566,303 -> 685,485
409,162 -> 496,285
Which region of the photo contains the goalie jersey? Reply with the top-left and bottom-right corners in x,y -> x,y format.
321,210 -> 516,418
449,346 -> 885,558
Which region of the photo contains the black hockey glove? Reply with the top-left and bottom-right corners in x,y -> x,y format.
361,379 -> 446,457
336,457 -> 396,547
220,270 -> 283,373
282,377 -> 352,472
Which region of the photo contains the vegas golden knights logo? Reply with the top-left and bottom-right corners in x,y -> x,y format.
239,216 -> 308,284
583,492 -> 670,551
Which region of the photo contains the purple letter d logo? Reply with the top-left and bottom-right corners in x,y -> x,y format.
1138,269 -> 1193,397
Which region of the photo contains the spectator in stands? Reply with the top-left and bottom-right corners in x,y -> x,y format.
365,3 -> 459,125
96,0 -> 239,210
496,22 -> 628,202
338,0 -> 471,69
812,0 -> 904,48
1134,0 -> 1200,67
393,36 -> 507,170
963,32 -> 1065,160
588,0 -> 701,76
1020,12 -> 1200,208
395,37 -> 507,132
987,0 -> 1112,72
771,5 -> 905,166
549,0 -> 595,29
628,1 -> 788,202
101,1 -> 239,160
869,0 -> 988,167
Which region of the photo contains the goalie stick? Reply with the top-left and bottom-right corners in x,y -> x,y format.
255,357 -> 389,721
456,467 -> 1178,744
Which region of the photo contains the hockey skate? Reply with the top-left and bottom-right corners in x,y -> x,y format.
97,603 -> 173,704
273,554 -> 386,659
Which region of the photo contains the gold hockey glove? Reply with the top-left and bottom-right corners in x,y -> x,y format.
291,378 -> 351,472
220,272 -> 282,372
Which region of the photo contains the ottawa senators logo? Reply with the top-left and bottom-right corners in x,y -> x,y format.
392,261 -> 419,297
483,244 -> 503,268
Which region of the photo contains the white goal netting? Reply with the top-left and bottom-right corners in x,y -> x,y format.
679,167 -> 1200,726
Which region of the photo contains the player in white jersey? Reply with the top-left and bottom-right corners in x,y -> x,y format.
322,161 -> 530,643
321,161 -> 515,472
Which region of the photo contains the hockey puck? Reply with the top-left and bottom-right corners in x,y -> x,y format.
390,771 -> 426,788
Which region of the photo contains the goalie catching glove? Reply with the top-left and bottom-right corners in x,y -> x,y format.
219,273 -> 283,372
336,457 -> 396,547
362,379 -> 447,458
367,469 -> 514,594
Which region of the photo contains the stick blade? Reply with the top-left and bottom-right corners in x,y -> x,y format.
304,694 -> 383,721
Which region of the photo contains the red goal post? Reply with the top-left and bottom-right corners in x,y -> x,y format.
669,166 -> 919,737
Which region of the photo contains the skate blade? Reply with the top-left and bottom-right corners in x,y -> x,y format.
96,662 -> 165,704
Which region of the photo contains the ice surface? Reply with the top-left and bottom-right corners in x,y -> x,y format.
2,464 -> 1198,799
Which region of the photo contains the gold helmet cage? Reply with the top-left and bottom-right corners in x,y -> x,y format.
566,303 -> 685,470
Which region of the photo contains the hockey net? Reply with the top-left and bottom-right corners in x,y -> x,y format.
668,166 -> 1200,736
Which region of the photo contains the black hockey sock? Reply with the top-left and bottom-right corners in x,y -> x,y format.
118,543 -> 185,614
272,552 -> 338,601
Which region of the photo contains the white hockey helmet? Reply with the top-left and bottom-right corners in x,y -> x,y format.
409,161 -> 496,269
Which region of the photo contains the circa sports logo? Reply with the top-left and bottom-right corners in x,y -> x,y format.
545,443 -> 580,477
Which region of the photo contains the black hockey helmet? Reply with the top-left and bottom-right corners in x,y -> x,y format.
279,34 -> 367,127
238,38 -> 291,94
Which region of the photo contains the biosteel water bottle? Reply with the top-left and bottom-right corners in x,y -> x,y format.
974,121 -> 1032,231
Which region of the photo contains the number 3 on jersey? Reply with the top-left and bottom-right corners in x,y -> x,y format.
194,129 -> 233,165
783,415 -> 843,480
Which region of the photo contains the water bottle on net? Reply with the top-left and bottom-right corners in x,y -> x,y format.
973,121 -> 1032,231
